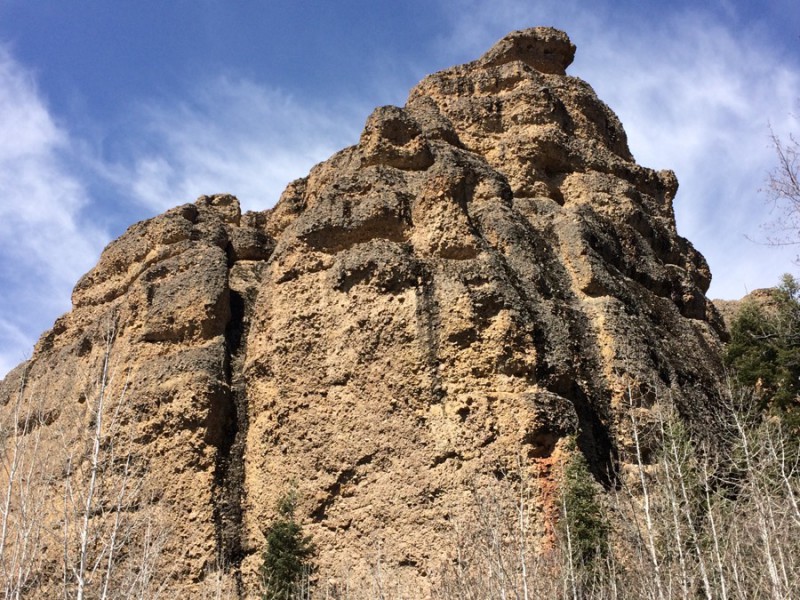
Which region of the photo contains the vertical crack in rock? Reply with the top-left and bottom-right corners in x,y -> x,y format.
414,265 -> 445,404
214,280 -> 250,596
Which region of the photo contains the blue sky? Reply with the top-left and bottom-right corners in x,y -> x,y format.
1,0 -> 799,375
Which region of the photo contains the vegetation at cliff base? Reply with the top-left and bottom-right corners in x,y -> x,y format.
724,273 -> 800,432
559,438 -> 608,572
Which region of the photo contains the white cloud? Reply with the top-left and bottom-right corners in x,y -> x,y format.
108,10 -> 800,300
115,76 -> 364,214
574,13 -> 800,299
0,318 -> 32,378
0,47 -> 108,377
0,60 -> 369,378
0,48 -> 378,378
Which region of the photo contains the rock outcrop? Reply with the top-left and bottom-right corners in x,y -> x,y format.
713,288 -> 776,330
0,27 -> 726,597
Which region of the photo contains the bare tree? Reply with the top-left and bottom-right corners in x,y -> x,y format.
0,371 -> 52,598
0,321 -> 174,600
763,127 -> 800,248
57,323 -> 174,600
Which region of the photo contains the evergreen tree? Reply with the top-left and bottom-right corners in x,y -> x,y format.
560,440 -> 608,571
260,490 -> 315,600
725,273 -> 800,432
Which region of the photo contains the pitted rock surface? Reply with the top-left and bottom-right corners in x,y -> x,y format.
0,28 -> 726,597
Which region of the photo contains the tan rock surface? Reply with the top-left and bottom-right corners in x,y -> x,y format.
0,27 -> 727,597
713,288 -> 776,330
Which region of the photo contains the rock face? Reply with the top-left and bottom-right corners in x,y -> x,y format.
0,28 -> 726,597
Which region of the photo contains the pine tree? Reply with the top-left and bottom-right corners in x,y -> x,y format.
725,273 -> 800,432
560,440 -> 608,571
260,490 -> 315,600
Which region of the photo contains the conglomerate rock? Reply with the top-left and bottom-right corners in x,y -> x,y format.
0,27 -> 726,597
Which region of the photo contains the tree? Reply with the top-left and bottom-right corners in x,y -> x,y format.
260,490 -> 315,600
725,273 -> 800,432
559,439 -> 608,579
760,123 -> 800,251
0,321 -> 170,599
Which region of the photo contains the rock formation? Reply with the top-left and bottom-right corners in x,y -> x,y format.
714,288 -> 776,330
0,27 -> 727,597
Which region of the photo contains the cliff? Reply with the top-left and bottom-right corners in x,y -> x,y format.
0,27 -> 726,597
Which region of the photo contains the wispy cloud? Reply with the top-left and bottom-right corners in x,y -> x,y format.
435,0 -> 800,298
114,77 -> 364,214
0,47 -> 108,376
0,60 -> 368,377
2,2 -> 798,379
576,12 -> 800,299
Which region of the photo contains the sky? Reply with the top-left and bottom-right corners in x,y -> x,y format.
0,0 -> 799,376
